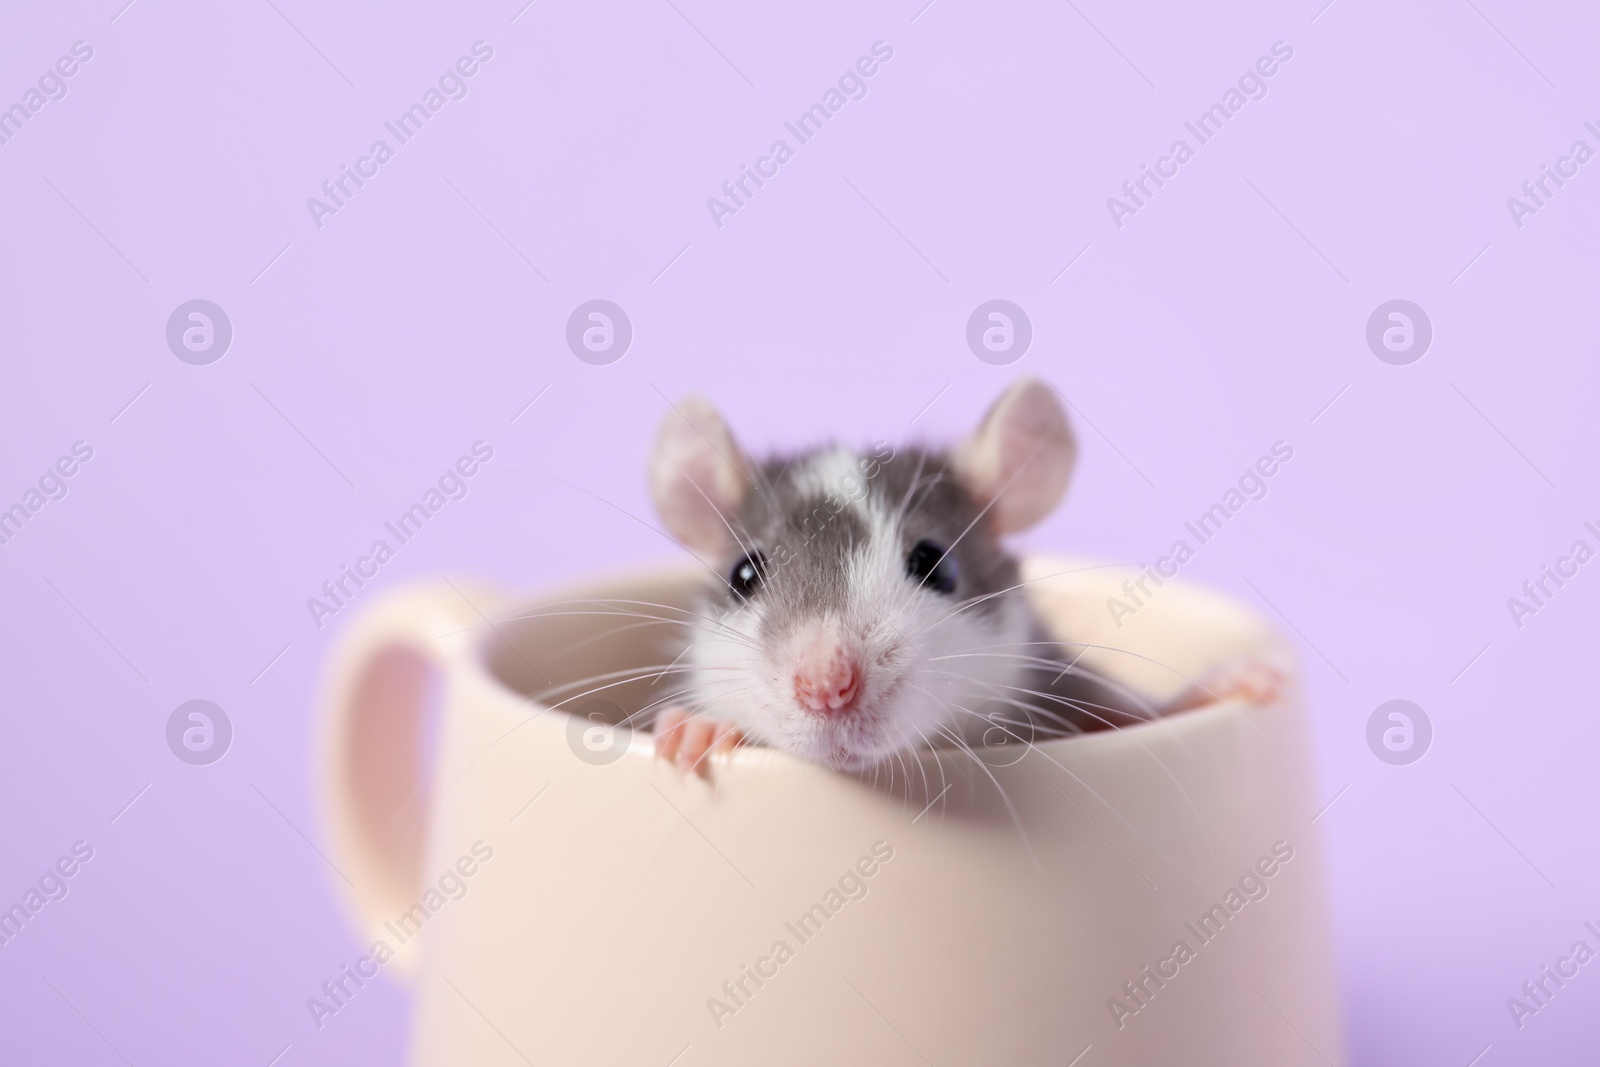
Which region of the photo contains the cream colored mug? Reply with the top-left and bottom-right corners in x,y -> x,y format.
317,556 -> 1344,1066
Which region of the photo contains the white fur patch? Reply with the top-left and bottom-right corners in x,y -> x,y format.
688,504 -> 1034,770
795,448 -> 869,516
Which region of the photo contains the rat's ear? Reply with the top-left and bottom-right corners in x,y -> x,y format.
952,378 -> 1077,535
649,395 -> 751,555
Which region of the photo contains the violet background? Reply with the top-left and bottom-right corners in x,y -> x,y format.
2,0 -> 1596,1063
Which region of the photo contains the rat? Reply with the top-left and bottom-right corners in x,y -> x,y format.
645,377 -> 1281,775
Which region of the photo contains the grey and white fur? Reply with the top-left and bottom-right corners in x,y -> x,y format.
648,378 -> 1151,773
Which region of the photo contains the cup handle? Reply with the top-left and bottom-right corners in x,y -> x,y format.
315,582 -> 503,973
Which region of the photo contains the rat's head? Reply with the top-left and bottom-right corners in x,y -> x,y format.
648,378 -> 1078,771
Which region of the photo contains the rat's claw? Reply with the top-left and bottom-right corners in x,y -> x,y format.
655,705 -> 693,763
653,705 -> 742,778
1166,657 -> 1291,714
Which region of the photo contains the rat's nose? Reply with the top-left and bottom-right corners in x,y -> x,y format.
793,649 -> 862,716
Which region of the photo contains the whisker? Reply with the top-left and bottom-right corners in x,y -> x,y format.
933,673 -> 1216,882
911,563 -> 1127,638
533,666 -> 743,717
931,719 -> 1038,868
924,696 -> 1205,887
683,471 -> 758,568
491,598 -> 765,650
509,468 -> 736,595
906,722 -> 943,821
618,678 -> 758,736
645,644 -> 691,687
890,451 -> 938,534
911,435 -> 1052,596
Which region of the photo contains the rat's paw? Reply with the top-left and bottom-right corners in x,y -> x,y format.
1165,657 -> 1292,714
654,705 -> 743,777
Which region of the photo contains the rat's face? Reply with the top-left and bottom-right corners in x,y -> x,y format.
649,379 -> 1078,772
693,447 -> 1037,770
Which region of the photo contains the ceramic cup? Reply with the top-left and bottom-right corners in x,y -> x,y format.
317,556 -> 1344,1065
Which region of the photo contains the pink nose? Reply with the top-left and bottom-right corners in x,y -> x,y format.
794,652 -> 861,716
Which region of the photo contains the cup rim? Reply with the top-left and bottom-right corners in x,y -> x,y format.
459,554 -> 1291,774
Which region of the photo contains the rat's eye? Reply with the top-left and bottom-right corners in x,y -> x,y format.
728,552 -> 766,600
906,540 -> 958,595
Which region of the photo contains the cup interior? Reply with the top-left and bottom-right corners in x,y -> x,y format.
480,565 -> 705,729
478,558 -> 1282,751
